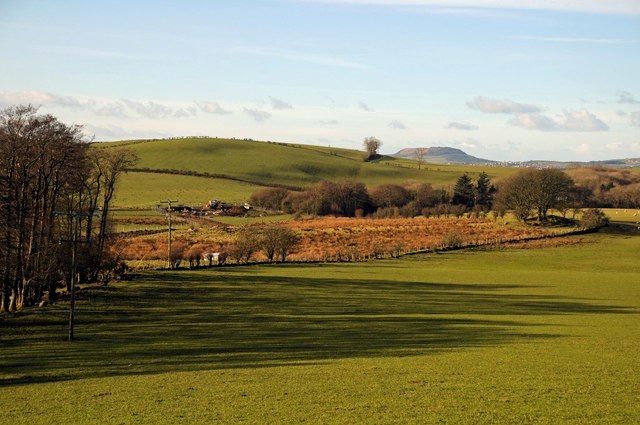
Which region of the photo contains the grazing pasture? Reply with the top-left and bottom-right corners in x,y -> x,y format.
99,137 -> 511,189
1,227 -> 638,424
112,171 -> 260,209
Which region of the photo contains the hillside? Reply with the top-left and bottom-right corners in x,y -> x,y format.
100,138 -> 512,208
393,147 -> 495,165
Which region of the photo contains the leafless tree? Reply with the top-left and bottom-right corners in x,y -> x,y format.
414,147 -> 427,170
0,105 -> 87,311
363,136 -> 382,161
0,105 -> 135,312
261,227 -> 299,263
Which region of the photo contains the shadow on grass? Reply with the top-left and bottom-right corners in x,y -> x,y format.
0,269 -> 635,386
602,223 -> 640,236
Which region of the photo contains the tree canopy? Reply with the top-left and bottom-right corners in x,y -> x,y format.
496,168 -> 576,221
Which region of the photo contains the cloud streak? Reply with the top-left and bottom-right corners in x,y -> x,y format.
467,96 -> 541,114
121,99 -> 173,119
196,101 -> 232,115
468,95 -> 608,132
389,120 -> 407,129
358,101 -> 373,111
0,90 -> 131,118
446,121 -> 478,131
269,96 -> 294,110
511,36 -> 638,44
243,107 -> 271,123
617,91 -> 640,104
305,0 -> 640,15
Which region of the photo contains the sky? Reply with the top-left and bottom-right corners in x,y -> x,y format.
1,0 -> 639,161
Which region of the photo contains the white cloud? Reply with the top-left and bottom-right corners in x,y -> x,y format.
305,1 -> 640,15
560,110 -> 609,131
87,100 -> 127,118
630,111 -> 640,127
509,113 -> 557,131
196,101 -> 232,115
617,91 -> 640,105
389,120 -> 407,129
269,96 -> 294,110
86,124 -> 172,141
121,98 -> 173,119
174,106 -> 198,118
605,143 -> 623,150
467,96 -> 541,114
446,121 -> 478,131
243,107 -> 271,123
510,110 -> 608,132
0,90 -> 129,117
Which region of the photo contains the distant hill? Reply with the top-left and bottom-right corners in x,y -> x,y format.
393,147 -> 495,165
515,158 -> 640,169
394,146 -> 640,169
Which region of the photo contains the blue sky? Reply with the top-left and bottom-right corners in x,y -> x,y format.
1,0 -> 639,161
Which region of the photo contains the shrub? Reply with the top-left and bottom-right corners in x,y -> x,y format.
581,208 -> 609,230
441,230 -> 464,248
249,187 -> 290,211
261,227 -> 299,263
370,184 -> 412,209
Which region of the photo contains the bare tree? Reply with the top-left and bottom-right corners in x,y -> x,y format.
85,147 -> 139,280
0,105 -> 134,312
363,136 -> 382,161
0,105 -> 87,311
261,227 -> 299,263
414,147 -> 428,170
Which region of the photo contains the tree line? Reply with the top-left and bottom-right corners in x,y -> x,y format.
0,106 -> 137,312
250,168 -> 631,223
249,173 -> 497,218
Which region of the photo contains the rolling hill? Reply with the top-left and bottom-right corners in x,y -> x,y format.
100,138 -> 511,208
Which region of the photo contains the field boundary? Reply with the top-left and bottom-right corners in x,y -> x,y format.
125,167 -> 303,191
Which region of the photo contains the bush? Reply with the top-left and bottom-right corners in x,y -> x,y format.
370,184 -> 412,209
441,230 -> 464,248
261,227 -> 299,263
249,187 -> 290,211
581,208 -> 609,230
231,229 -> 261,263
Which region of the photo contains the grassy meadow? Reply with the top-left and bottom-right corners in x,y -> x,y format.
112,171 -> 260,209
1,226 -> 639,424
99,138 -> 512,191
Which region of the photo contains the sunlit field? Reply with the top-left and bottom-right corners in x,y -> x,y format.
2,226 -> 638,424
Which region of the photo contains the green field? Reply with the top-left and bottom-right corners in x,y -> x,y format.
1,226 -> 638,424
112,171 -> 260,209
98,137 -> 512,189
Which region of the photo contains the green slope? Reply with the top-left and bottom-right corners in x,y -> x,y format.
97,137 -> 512,189
112,171 -> 259,208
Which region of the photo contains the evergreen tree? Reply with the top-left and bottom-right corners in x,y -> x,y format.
452,174 -> 475,208
475,171 -> 496,210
